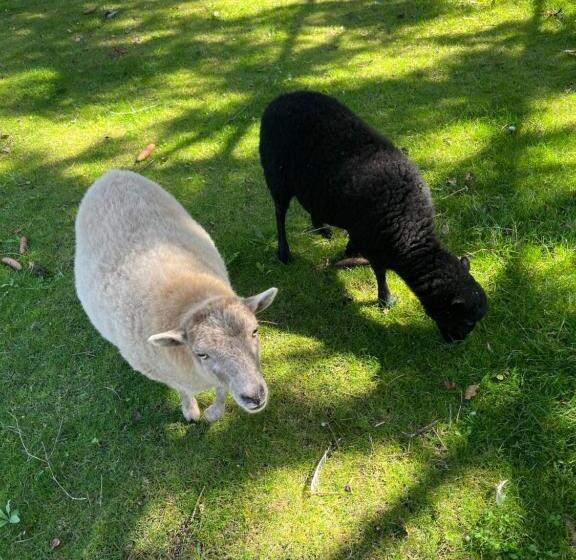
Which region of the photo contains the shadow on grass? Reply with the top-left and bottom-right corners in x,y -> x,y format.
1,0 -> 575,557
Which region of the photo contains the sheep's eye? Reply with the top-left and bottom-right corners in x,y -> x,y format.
196,352 -> 209,360
252,328 -> 258,338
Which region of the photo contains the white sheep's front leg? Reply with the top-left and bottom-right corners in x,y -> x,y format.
180,391 -> 201,422
204,386 -> 228,423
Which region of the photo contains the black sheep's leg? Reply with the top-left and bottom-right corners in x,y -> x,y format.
311,215 -> 332,239
374,267 -> 397,308
275,201 -> 292,264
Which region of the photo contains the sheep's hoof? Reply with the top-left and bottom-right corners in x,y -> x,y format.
203,403 -> 225,423
378,294 -> 398,309
182,401 -> 201,422
278,250 -> 292,264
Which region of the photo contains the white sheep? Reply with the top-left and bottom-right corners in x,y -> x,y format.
75,170 -> 277,422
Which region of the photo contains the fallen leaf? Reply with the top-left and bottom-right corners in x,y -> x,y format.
28,262 -> 50,278
49,537 -> 61,550
73,35 -> 82,42
495,479 -> 508,505
441,223 -> 449,235
496,374 -> 505,381
443,379 -> 457,390
504,124 -> 516,133
563,49 -> 576,56
136,143 -> 155,162
82,6 -> 97,14
447,177 -> 457,187
104,9 -> 119,19
309,447 -> 330,495
543,8 -> 562,18
464,384 -> 479,400
2,257 -> 22,271
333,256 -> 370,268
19,236 -> 28,254
565,517 -> 576,547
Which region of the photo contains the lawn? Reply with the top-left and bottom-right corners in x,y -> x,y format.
1,0 -> 575,558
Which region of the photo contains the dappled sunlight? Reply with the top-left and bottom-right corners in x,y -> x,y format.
1,0 -> 575,557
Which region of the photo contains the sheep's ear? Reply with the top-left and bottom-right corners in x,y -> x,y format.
244,287 -> 278,314
460,256 -> 470,272
148,329 -> 186,347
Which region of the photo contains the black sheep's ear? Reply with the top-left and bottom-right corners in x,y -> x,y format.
460,256 -> 470,271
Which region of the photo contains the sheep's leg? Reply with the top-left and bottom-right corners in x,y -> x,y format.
180,391 -> 201,422
311,215 -> 332,239
204,386 -> 228,423
275,201 -> 292,264
374,267 -> 397,308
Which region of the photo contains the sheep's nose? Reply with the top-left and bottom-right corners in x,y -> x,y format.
240,385 -> 267,410
240,394 -> 263,409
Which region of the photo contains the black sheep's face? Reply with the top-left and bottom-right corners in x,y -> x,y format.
433,257 -> 488,342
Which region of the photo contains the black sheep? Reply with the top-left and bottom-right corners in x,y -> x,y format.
259,90 -> 487,342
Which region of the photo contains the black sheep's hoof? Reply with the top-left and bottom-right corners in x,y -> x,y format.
377,294 -> 398,309
278,250 -> 292,264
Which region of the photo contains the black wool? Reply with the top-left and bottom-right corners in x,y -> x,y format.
259,90 -> 487,342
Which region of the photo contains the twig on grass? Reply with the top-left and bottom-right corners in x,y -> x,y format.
110,103 -> 160,116
456,391 -> 464,423
191,486 -> 206,522
309,446 -> 331,495
6,413 -> 87,501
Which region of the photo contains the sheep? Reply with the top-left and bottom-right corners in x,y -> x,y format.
75,170 -> 278,422
259,90 -> 487,342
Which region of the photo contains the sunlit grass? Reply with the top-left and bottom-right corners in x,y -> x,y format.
1,0 -> 575,558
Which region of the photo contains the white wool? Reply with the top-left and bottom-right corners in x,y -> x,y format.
74,170 -> 234,396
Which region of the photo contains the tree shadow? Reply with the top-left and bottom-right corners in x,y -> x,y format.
1,0 -> 575,557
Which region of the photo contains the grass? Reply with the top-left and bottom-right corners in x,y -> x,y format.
0,0 -> 575,557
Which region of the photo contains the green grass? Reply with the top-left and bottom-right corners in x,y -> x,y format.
1,0 -> 575,558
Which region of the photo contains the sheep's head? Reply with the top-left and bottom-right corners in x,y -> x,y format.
426,256 -> 488,342
148,288 -> 278,413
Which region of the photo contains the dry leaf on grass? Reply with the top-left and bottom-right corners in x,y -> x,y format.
2,257 -> 22,271
464,384 -> 479,400
333,256 -> 370,268
309,447 -> 330,495
565,517 -> 576,548
563,49 -> 576,56
19,236 -> 28,255
443,379 -> 457,390
82,6 -> 97,15
136,143 -> 155,162
49,537 -> 62,550
495,479 -> 508,505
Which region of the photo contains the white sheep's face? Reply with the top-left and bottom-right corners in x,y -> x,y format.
148,289 -> 277,414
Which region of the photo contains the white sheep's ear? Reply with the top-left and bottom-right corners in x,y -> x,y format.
244,287 -> 278,314
460,256 -> 470,272
148,329 -> 187,347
